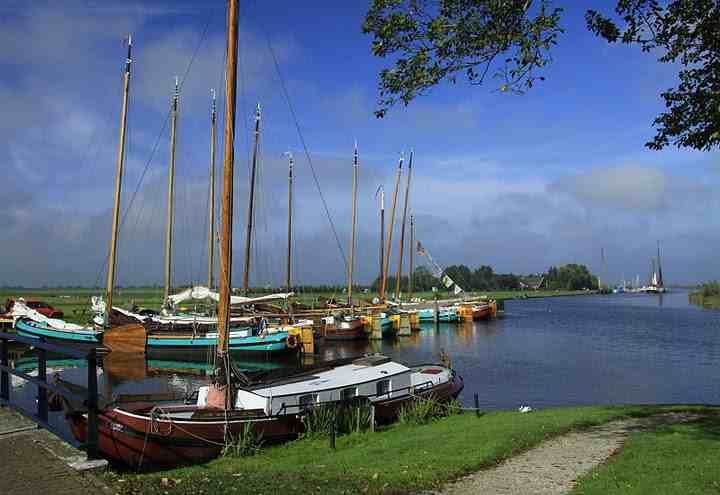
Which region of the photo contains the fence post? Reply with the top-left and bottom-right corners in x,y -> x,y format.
86,348 -> 99,460
474,393 -> 481,418
37,346 -> 48,423
1,338 -> 8,404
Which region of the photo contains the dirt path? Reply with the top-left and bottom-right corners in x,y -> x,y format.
437,413 -> 699,495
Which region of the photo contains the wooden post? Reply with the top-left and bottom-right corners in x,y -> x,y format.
105,35 -> 132,322
164,77 -> 179,303
37,346 -> 47,423
329,409 -> 337,450
434,289 -> 440,330
242,104 -> 261,294
1,338 -> 9,403
86,349 -> 99,460
474,393 -> 481,417
207,89 -> 217,289
347,143 -> 359,306
380,155 -> 403,301
395,150 -> 413,300
217,0 -> 239,359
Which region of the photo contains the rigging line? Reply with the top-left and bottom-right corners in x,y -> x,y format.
92,18 -> 213,290
259,26 -> 348,271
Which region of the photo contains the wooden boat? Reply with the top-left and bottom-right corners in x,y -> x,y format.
322,315 -> 367,341
62,354 -> 463,468
416,307 -> 459,322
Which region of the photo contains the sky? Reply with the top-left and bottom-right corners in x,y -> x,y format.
1,0 -> 718,288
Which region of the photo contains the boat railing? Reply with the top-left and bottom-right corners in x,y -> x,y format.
0,331 -> 101,459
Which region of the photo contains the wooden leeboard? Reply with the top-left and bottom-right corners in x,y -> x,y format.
103,323 -> 147,353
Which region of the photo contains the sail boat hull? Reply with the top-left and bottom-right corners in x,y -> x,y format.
14,318 -> 102,346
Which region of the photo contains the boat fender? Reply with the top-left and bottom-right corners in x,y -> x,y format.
286,334 -> 298,349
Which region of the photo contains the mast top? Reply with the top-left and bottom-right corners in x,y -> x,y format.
124,34 -> 133,73
172,76 -> 179,109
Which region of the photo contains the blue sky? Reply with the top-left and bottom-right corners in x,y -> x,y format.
1,0 -> 718,288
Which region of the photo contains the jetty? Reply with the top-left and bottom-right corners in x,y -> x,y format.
0,407 -> 108,494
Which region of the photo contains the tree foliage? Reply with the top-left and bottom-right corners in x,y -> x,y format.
364,0 -> 720,151
362,0 -> 563,117
545,264 -> 596,290
586,0 -> 720,150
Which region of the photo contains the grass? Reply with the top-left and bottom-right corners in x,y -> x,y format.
572,412 -> 720,495
689,292 -> 720,310
106,405 -> 711,495
0,287 -> 590,324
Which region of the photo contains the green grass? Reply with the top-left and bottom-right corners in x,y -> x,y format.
689,291 -> 720,310
572,412 -> 720,495
108,405 -> 705,495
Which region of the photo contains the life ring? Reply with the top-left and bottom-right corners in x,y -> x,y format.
286,334 -> 299,349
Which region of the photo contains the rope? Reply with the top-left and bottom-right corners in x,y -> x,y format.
260,27 -> 348,271
93,17 -> 213,289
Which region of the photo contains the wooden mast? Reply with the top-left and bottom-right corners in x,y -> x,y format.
207,89 -> 217,289
380,155 -> 403,301
105,35 -> 132,324
164,77 -> 179,304
394,150 -> 413,300
242,104 -> 261,294
347,142 -> 359,306
285,152 -> 294,292
409,214 -> 414,300
217,0 -> 239,364
376,185 -> 384,299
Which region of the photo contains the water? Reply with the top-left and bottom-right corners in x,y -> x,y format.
8,290 -> 720,442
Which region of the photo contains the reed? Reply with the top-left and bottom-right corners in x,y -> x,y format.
222,422 -> 263,457
301,399 -> 374,437
398,396 -> 462,425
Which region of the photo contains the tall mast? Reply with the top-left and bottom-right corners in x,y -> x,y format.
105,35 -> 132,323
380,155 -> 403,301
656,240 -> 664,287
207,89 -> 217,289
347,142 -> 359,306
376,185 -> 385,299
242,104 -> 261,294
285,152 -> 294,292
164,77 -> 179,304
409,214 -> 414,300
395,149 -> 413,300
217,0 -> 239,358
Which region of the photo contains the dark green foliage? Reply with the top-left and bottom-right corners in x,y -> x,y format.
301,400 -> 375,438
545,264 -> 596,291
587,1 -> 720,150
399,396 -> 462,425
700,281 -> 720,297
362,0 -> 564,117
222,422 -> 263,457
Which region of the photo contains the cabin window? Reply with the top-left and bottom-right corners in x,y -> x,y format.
376,379 -> 391,398
298,394 -> 318,411
341,387 -> 357,401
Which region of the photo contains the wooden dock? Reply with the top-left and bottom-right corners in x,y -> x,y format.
0,317 -> 12,330
0,407 -> 110,494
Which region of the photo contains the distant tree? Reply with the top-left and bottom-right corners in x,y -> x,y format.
363,0 -> 720,150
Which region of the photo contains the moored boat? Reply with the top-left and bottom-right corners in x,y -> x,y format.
61,354 -> 463,468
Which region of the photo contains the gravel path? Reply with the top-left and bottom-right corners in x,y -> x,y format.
437,413 -> 699,495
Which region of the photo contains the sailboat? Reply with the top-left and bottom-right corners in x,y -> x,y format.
59,2 -> 462,467
12,38 -> 139,348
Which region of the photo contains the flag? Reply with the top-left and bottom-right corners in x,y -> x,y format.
453,284 -> 463,295
417,241 -> 427,256
442,274 -> 454,289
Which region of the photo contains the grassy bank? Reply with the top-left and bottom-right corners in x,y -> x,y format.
689,292 -> 720,310
572,412 -> 720,494
108,405 -> 715,495
0,288 -> 591,324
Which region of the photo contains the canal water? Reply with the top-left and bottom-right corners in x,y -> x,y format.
8,290 -> 720,442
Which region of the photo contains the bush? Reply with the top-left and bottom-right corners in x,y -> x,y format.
398,396 -> 462,425
301,398 -> 374,438
222,422 -> 263,457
